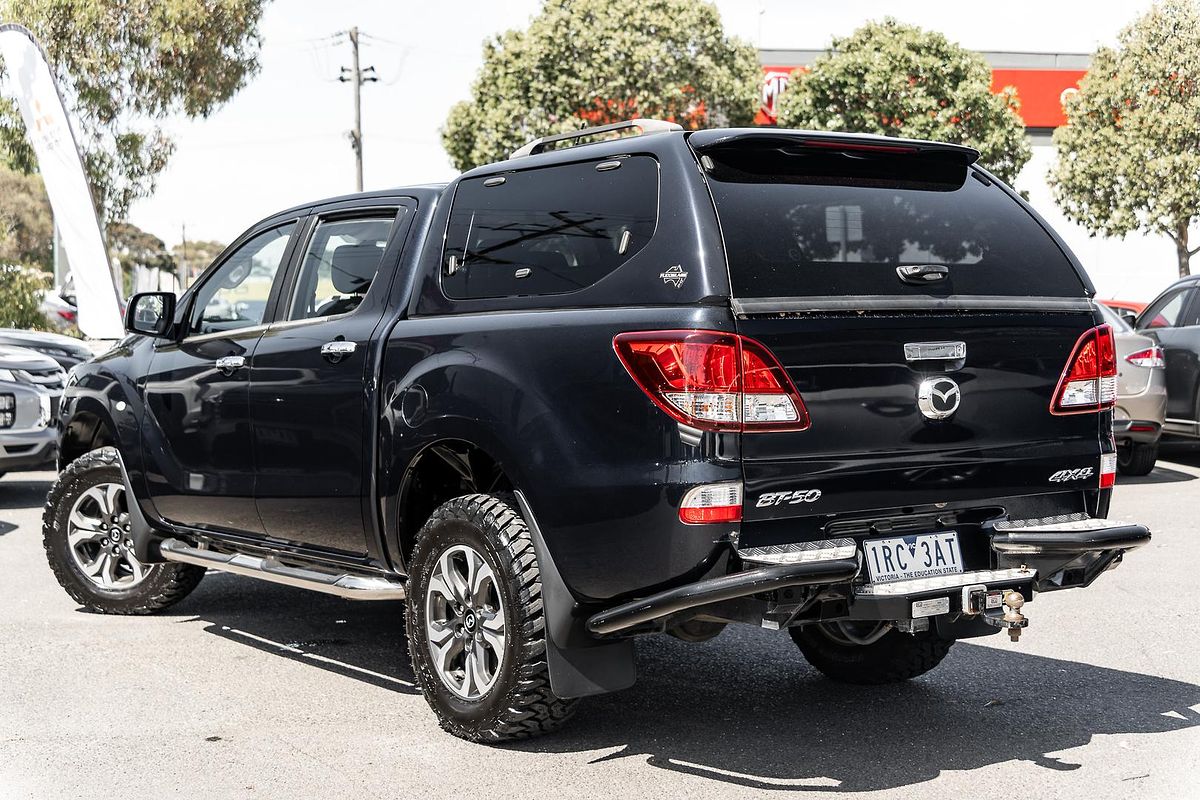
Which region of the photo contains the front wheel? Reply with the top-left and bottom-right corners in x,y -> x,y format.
406,494 -> 577,742
790,622 -> 954,685
1117,442 -> 1157,476
42,447 -> 205,614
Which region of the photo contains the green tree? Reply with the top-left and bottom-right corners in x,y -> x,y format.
0,263 -> 49,329
775,19 -> 1031,184
443,0 -> 760,171
0,165 -> 52,271
107,220 -> 175,295
172,238 -> 225,285
1049,0 -> 1200,278
0,0 -> 267,222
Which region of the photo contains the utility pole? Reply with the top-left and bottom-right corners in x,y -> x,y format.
179,223 -> 188,290
339,27 -> 377,192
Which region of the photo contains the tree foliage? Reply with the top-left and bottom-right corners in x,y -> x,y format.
0,263 -> 49,329
1049,0 -> 1200,277
172,238 -> 225,285
442,0 -> 760,171
775,18 -> 1031,184
0,165 -> 51,270
0,0 -> 267,221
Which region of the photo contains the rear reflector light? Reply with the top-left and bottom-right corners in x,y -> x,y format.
1100,452 -> 1117,489
613,330 -> 810,432
1050,325 -> 1117,415
679,482 -> 743,524
1125,346 -> 1165,368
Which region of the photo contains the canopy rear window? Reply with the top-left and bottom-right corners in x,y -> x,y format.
702,144 -> 1086,299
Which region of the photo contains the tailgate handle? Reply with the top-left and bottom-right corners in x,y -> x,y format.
904,341 -> 966,362
897,263 -> 948,284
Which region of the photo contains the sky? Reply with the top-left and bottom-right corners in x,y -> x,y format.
120,0 -> 1169,298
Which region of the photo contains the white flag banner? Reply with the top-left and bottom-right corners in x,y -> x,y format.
0,23 -> 123,339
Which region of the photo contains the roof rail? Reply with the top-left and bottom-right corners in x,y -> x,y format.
510,118 -> 683,159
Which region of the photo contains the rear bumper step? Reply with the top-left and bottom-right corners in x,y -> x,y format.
586,556 -> 861,636
988,517 -> 1151,556
159,538 -> 406,600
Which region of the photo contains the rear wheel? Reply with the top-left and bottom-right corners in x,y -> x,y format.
790,621 -> 954,684
1117,441 -> 1157,476
42,447 -> 205,614
406,494 -> 576,742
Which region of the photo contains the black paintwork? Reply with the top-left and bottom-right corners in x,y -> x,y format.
59,128 -> 1138,693
1136,276 -> 1200,435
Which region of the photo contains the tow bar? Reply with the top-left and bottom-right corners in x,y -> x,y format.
962,583 -> 1029,641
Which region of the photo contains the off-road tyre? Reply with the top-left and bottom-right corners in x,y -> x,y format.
1117,442 -> 1157,476
406,493 -> 577,742
43,447 -> 205,614
790,623 -> 954,685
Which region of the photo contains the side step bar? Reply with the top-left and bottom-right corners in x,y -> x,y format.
988,517 -> 1150,556
159,538 -> 406,600
586,556 -> 860,636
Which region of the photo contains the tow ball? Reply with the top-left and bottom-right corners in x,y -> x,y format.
962,584 -> 1029,642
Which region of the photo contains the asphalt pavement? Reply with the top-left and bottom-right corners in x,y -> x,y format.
1,450 -> 1198,799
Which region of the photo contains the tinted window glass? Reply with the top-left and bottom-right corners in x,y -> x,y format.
288,215 -> 397,320
442,157 -> 658,299
1141,289 -> 1187,329
190,225 -> 293,335
703,145 -> 1086,298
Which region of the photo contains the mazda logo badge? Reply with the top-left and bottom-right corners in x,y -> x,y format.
917,377 -> 961,420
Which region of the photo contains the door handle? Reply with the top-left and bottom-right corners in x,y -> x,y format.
215,355 -> 245,375
320,340 -> 357,363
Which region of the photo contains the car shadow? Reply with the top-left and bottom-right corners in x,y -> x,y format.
165,576 -> 1200,792
166,571 -> 418,694
1116,463 -> 1197,485
0,476 -> 52,512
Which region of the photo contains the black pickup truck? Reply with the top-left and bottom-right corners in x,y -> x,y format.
44,120 -> 1150,742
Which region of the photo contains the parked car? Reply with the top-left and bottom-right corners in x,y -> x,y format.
0,328 -> 93,370
0,346 -> 65,477
38,288 -> 78,331
1100,299 -> 1147,327
1132,276 -> 1200,440
1096,304 -> 1166,475
43,122 -> 1150,742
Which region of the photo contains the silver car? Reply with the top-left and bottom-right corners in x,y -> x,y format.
0,346 -> 65,477
1098,304 -> 1167,475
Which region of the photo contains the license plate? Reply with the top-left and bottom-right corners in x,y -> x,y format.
863,531 -> 963,584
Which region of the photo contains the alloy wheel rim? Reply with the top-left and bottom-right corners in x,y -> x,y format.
66,482 -> 149,590
424,544 -> 506,700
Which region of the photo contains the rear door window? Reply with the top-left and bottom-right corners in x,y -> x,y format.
1140,289 -> 1190,329
442,157 -> 658,299
701,144 -> 1086,299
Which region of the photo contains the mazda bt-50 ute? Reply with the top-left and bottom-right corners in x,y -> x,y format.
44,120 -> 1150,742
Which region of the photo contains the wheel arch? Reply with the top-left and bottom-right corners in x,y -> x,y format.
393,437 -> 517,573
59,397 -> 119,470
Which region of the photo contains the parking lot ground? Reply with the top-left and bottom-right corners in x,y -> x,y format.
1,451 -> 1198,799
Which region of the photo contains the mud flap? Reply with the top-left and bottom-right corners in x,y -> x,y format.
112,450 -> 167,563
514,490 -> 636,699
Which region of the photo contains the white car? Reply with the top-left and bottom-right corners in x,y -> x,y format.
0,346 -> 65,477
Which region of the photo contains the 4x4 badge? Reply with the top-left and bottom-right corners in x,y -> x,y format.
659,264 -> 688,288
917,377 -> 961,420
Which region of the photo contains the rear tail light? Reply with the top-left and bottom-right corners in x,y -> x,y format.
613,330 -> 809,432
679,482 -> 742,524
1050,325 -> 1117,415
1100,452 -> 1116,489
1125,346 -> 1165,368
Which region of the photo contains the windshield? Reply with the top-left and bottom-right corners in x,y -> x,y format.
702,145 -> 1087,299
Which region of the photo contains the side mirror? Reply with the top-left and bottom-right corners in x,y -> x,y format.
1116,308 -> 1138,328
125,292 -> 176,337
